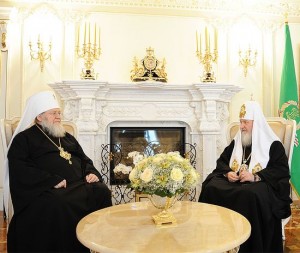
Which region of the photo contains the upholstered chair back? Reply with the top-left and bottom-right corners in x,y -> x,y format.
226,117 -> 296,167
1,117 -> 77,149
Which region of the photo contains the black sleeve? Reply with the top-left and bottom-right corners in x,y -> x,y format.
214,140 -> 235,175
258,141 -> 291,201
8,132 -> 63,214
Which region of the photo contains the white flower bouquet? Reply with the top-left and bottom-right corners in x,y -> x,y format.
113,163 -> 132,179
128,151 -> 200,197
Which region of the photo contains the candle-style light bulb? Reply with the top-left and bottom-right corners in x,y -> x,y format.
77,25 -> 80,46
84,23 -> 86,44
214,29 -> 218,51
205,27 -> 208,50
200,34 -> 202,54
89,23 -> 91,44
196,31 -> 199,52
98,27 -> 101,49
94,24 -> 96,46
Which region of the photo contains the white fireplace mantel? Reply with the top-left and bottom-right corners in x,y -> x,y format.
49,80 -> 242,196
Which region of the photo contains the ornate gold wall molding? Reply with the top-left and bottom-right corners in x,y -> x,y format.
2,0 -> 300,18
0,21 -> 7,49
0,7 -> 10,51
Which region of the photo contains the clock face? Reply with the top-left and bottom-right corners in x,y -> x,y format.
143,56 -> 157,71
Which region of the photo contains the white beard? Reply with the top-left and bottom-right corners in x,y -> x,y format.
40,121 -> 66,137
241,131 -> 252,147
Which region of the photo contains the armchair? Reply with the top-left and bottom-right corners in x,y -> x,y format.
226,117 -> 296,240
0,117 -> 77,224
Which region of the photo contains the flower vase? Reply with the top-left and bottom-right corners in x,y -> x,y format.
149,195 -> 177,226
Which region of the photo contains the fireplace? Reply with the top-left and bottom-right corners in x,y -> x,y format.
109,127 -> 186,185
49,80 -> 242,204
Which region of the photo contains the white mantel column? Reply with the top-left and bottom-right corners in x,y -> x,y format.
193,84 -> 242,180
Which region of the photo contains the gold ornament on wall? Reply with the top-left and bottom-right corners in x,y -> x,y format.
195,27 -> 218,83
76,23 -> 101,80
239,46 -> 257,77
29,35 -> 52,72
0,20 -> 7,50
130,47 -> 167,82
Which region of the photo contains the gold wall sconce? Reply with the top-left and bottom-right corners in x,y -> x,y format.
29,36 -> 52,72
76,23 -> 101,80
0,21 -> 7,49
239,47 -> 257,77
196,27 -> 218,83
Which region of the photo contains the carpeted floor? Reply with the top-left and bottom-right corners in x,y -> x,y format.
0,212 -> 6,253
284,200 -> 300,252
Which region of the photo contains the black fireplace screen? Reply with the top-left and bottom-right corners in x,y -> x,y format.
99,127 -> 197,204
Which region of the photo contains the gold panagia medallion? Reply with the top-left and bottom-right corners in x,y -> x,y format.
59,147 -> 72,164
252,163 -> 262,174
231,159 -> 239,172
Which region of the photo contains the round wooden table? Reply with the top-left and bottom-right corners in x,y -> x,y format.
76,201 -> 251,253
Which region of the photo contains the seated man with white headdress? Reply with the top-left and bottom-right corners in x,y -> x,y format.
5,91 -> 112,253
199,101 -> 291,253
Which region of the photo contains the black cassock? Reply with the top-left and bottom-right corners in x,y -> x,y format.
199,140 -> 291,253
7,124 -> 112,253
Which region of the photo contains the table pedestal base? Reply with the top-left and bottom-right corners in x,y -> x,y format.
152,210 -> 177,226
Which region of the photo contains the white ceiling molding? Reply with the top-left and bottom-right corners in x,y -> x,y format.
0,0 -> 299,21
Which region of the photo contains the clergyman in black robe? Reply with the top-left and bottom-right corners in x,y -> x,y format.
5,91 -> 112,253
199,101 -> 292,253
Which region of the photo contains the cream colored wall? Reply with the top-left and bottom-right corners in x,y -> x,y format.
1,4 -> 300,211
87,12 -> 200,84
4,6 -> 300,121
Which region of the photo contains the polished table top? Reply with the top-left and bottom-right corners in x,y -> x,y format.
76,201 -> 251,253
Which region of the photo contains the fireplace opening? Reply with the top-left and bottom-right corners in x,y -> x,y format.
109,127 -> 186,185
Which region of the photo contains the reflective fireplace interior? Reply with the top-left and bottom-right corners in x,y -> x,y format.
109,127 -> 186,185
